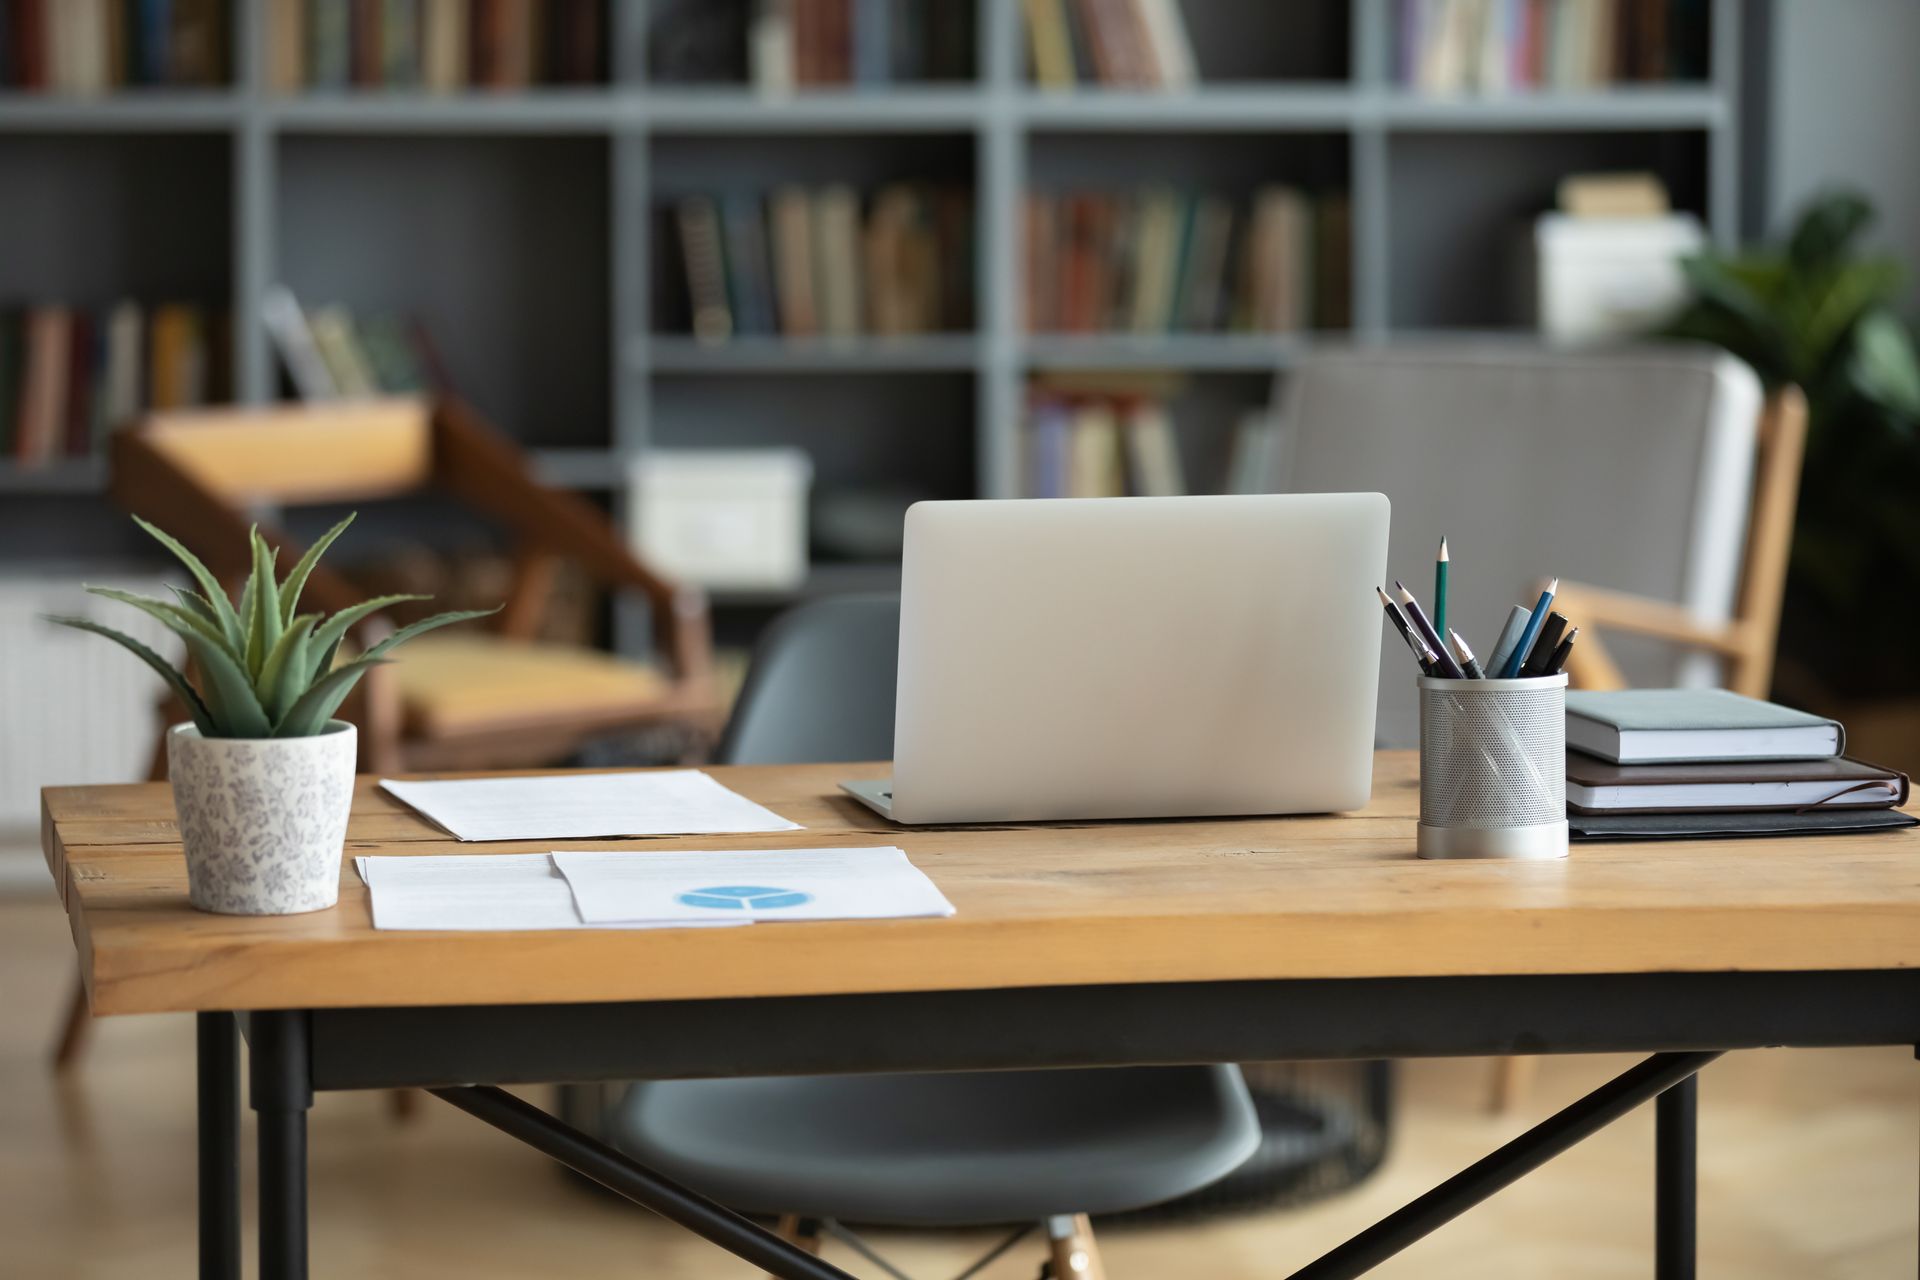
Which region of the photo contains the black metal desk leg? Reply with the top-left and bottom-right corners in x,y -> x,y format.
196,1012 -> 240,1280
1656,1074 -> 1698,1279
250,1012 -> 313,1280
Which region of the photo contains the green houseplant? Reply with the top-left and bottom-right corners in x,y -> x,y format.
1661,190 -> 1920,697
51,513 -> 494,915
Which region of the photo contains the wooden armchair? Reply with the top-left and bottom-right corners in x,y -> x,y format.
108,396 -> 722,773
1555,388 -> 1810,699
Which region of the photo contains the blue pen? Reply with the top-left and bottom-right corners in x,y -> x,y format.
1499,578 -> 1560,678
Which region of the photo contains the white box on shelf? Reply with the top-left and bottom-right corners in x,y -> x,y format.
1531,213 -> 1706,342
630,449 -> 814,591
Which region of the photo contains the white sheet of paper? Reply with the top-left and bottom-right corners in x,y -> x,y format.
354,854 -> 747,931
552,846 -> 957,924
379,770 -> 801,842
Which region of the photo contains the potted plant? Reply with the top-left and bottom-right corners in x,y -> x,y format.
1660,191 -> 1920,760
50,514 -> 494,915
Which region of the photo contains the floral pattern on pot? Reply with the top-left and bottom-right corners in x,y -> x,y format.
167,721 -> 357,915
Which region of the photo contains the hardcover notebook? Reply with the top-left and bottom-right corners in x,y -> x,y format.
1565,689 -> 1843,764
1569,808 -> 1919,842
1566,753 -> 1908,814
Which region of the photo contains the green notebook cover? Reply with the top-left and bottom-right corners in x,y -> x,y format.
1565,689 -> 1844,764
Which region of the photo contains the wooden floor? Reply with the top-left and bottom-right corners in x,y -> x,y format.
4,892 -> 1914,1279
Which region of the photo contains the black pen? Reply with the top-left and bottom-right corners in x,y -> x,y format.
1447,628 -> 1485,679
1519,611 -> 1569,677
1394,582 -> 1467,680
1545,625 -> 1579,676
1377,586 -> 1438,674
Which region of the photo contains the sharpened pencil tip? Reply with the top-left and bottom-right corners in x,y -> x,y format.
1375,586 -> 1392,603
1547,577 -> 1560,593
1438,537 -> 1449,560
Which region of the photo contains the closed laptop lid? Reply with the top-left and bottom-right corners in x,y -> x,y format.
891,493 -> 1390,824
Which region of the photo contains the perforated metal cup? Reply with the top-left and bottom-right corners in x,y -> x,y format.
1417,673 -> 1568,860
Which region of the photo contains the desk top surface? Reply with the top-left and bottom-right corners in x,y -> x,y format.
42,753 -> 1920,1015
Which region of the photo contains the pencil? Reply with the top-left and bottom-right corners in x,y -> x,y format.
1448,628 -> 1485,679
1499,578 -> 1560,678
1434,537 -> 1449,642
1377,586 -> 1438,674
1394,581 -> 1467,680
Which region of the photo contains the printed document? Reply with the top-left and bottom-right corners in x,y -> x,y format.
552,846 -> 956,924
379,770 -> 801,842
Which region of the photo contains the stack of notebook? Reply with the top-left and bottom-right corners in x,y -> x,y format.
1563,689 -> 1915,840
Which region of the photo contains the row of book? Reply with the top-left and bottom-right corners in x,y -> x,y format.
1023,377 -> 1282,499
741,0 -> 975,91
0,0 -> 228,92
269,0 -> 607,92
1395,0 -> 1708,94
1026,188 -> 1349,335
261,287 -> 449,400
0,303 -> 226,466
1024,0 -> 1196,90
672,185 -> 973,343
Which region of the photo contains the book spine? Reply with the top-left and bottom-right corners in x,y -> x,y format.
677,196 -> 734,344
63,310 -> 96,457
852,0 -> 888,85
750,0 -> 796,94
383,0 -> 421,87
309,0 -> 351,88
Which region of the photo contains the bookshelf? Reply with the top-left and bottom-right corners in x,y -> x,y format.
0,0 -> 1752,641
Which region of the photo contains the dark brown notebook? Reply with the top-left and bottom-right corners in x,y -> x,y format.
1565,753 -> 1909,815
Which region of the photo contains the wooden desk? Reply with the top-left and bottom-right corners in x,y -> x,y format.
39,755 -> 1920,1280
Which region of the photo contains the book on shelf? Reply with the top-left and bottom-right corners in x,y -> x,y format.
1022,374 -> 1192,499
1023,0 -> 1195,90
277,0 -> 605,93
740,0 -> 974,92
263,286 -> 443,401
1026,186 -> 1347,335
1,0 -> 230,92
0,300 -> 226,466
673,183 -> 972,344
1396,0 -> 1708,95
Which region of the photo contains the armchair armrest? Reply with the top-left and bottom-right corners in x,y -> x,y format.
1548,580 -> 1747,693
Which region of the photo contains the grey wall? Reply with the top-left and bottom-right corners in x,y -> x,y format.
1768,0 -> 1920,318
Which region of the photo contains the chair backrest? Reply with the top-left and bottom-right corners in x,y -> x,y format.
717,594 -> 900,766
1274,343 -> 1765,746
128,398 -> 437,505
110,396 -> 715,692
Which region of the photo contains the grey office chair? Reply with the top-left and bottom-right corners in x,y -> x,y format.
613,593 -> 1261,1278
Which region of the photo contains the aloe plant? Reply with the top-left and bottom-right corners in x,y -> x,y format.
48,513 -> 496,738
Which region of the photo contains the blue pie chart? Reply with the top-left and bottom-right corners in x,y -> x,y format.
677,884 -> 813,911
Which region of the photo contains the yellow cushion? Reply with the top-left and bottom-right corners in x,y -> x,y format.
388,635 -> 669,736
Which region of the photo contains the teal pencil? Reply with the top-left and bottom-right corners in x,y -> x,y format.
1434,537 -> 1449,641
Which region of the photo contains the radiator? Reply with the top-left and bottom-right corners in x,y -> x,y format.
0,576 -> 182,829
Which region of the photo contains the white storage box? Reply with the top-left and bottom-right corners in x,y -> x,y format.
630,449 -> 814,590
1531,213 -> 1706,341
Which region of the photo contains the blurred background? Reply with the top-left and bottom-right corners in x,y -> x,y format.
4,1 -> 1919,1276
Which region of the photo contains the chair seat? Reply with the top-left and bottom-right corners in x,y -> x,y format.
389,635 -> 669,737
614,1066 -> 1260,1227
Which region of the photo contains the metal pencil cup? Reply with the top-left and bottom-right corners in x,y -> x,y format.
1417,673 -> 1568,860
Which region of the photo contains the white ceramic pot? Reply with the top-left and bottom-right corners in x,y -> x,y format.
166,720 -> 357,915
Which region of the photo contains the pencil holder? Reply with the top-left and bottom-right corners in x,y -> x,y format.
1417,673 -> 1568,860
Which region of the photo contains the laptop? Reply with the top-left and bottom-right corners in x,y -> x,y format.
841,493 -> 1390,824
